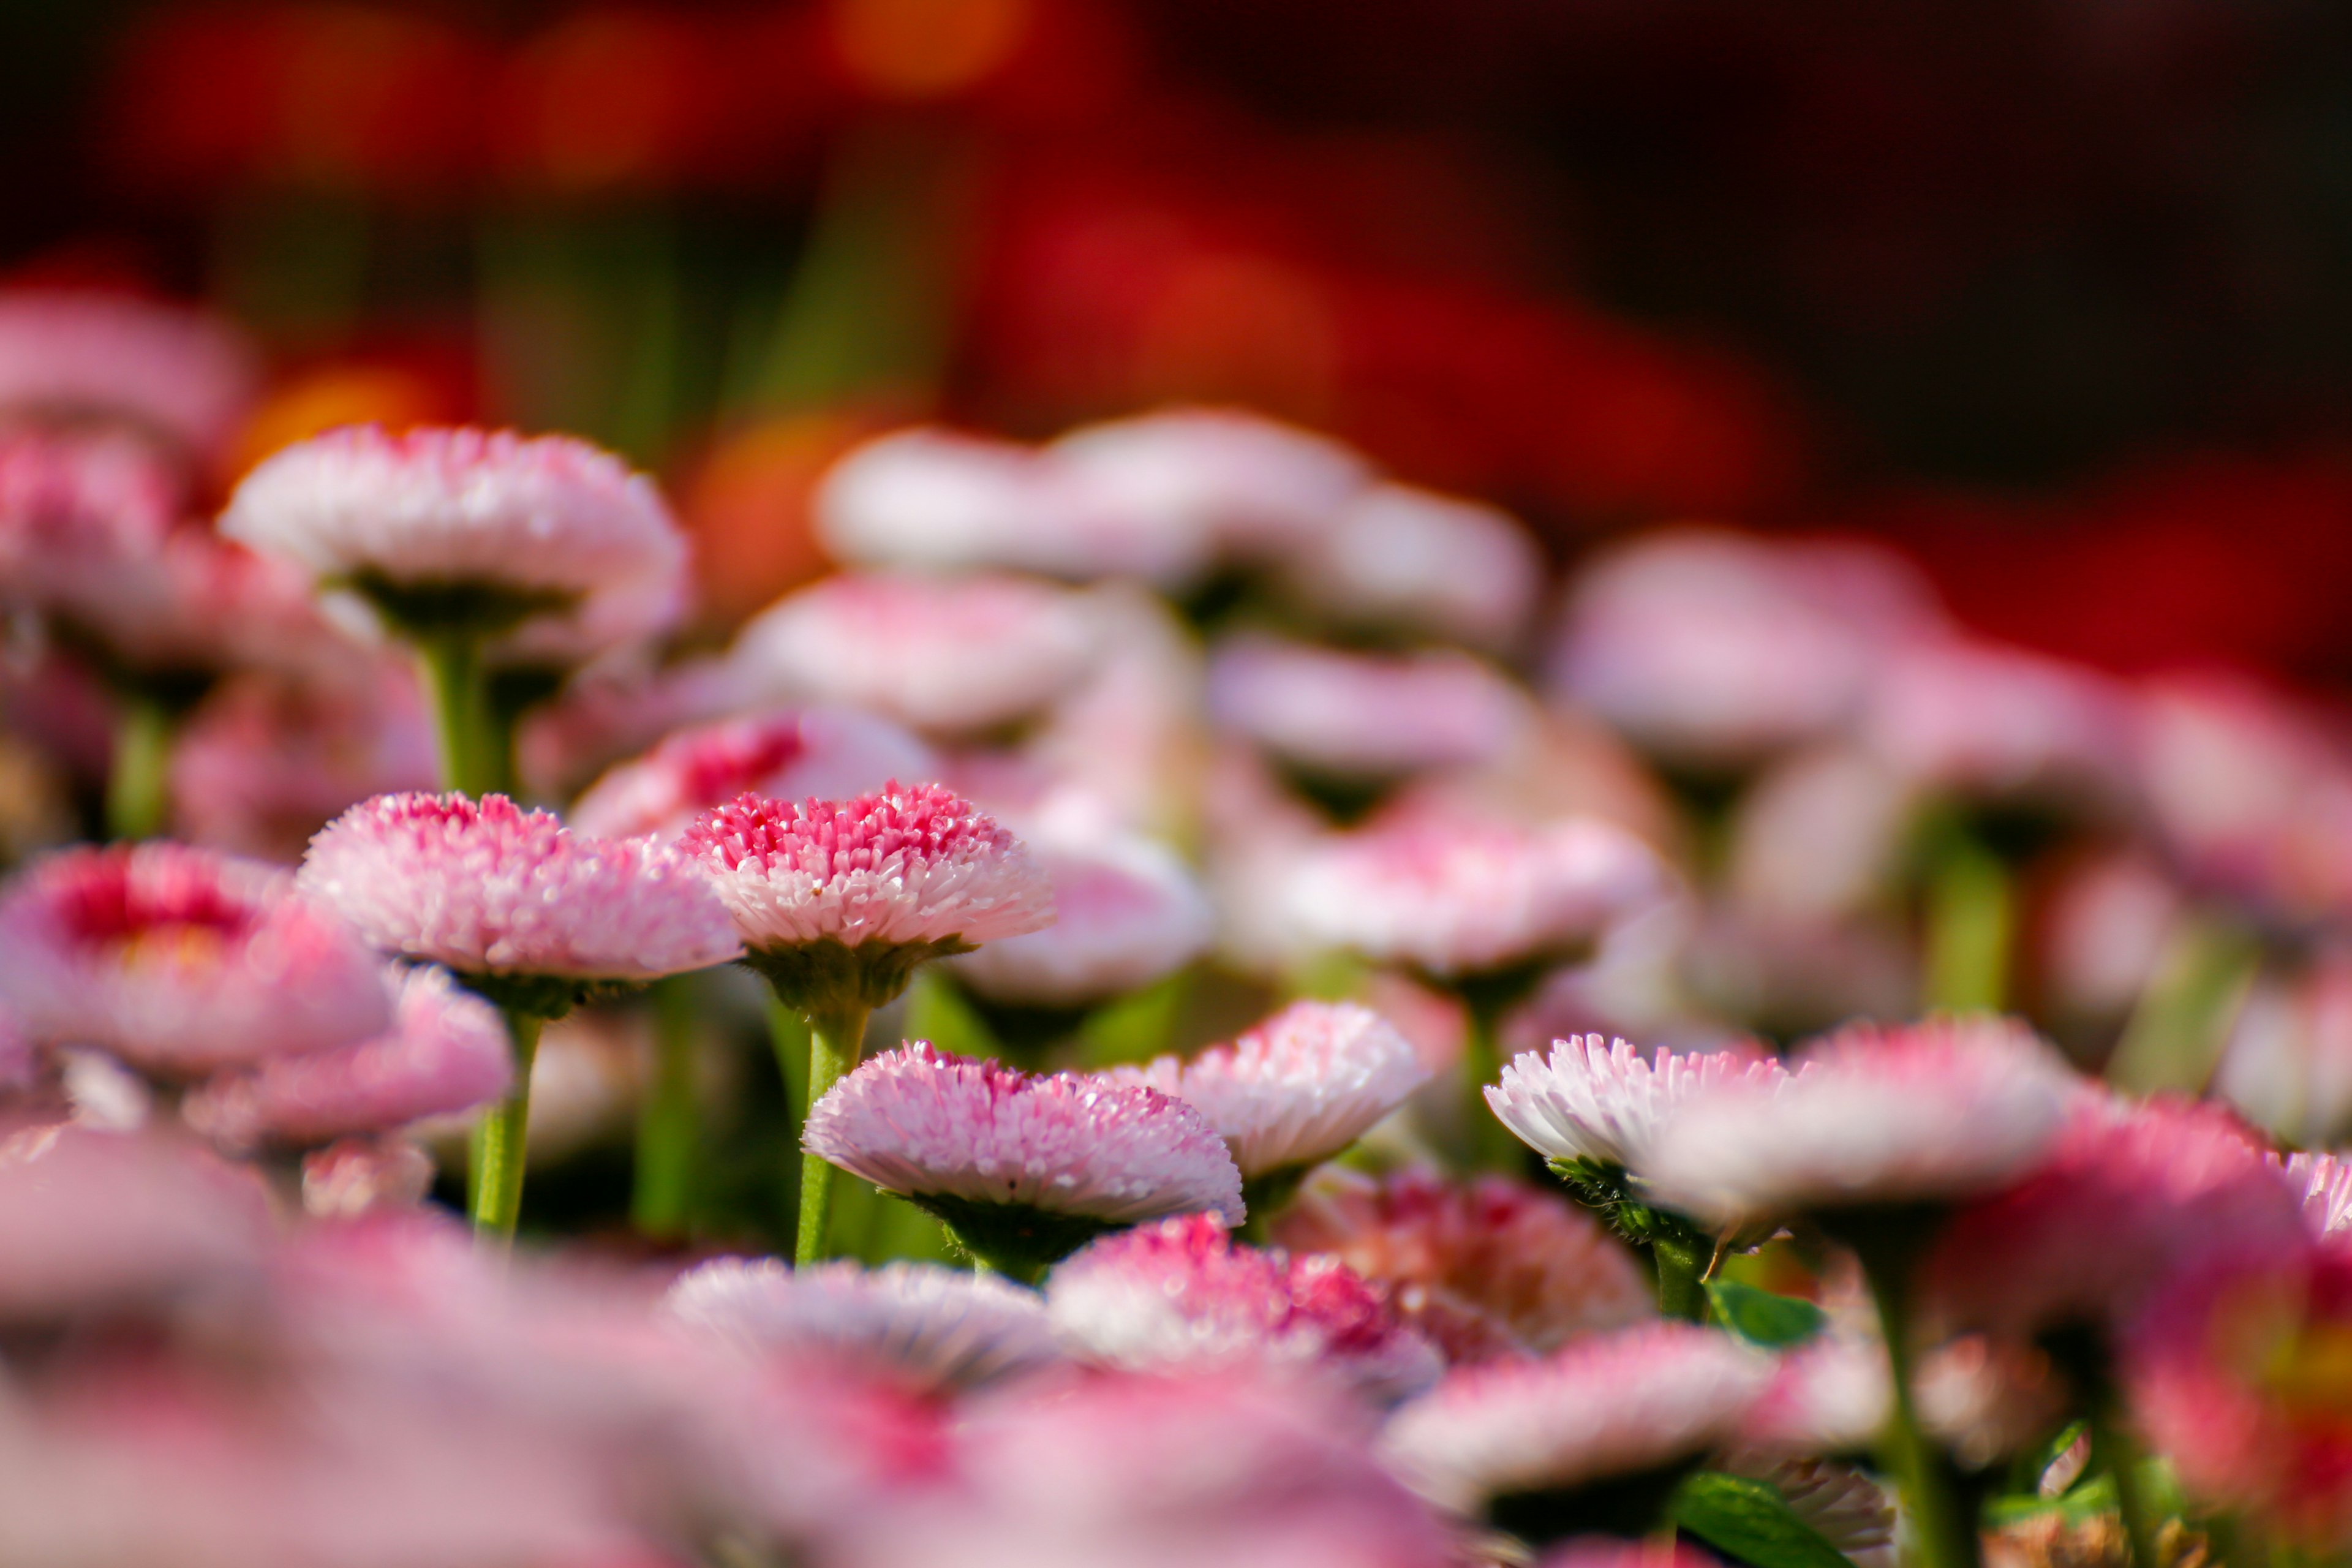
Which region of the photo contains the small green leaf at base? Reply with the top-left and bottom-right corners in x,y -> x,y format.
1706,1280 -> 1828,1349
1670,1472 -> 1858,1568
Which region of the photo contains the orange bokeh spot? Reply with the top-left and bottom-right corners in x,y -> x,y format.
230,364 -> 458,479
683,412 -> 883,627
831,0 -> 1035,102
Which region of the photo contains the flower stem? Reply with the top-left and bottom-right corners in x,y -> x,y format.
2106,913 -> 2260,1098
631,976 -> 699,1239
1923,824 -> 2013,1014
2092,1399 -> 2163,1568
415,632 -> 499,797
794,1002 -> 869,1268
105,690 -> 174,841
1858,1243 -> 1980,1568
470,1009 -> 544,1244
1461,994 -> 1523,1172
1650,1230 -> 1711,1323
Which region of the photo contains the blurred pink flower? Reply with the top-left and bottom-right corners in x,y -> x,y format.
300,1134 -> 437,1218
569,706 -> 935,841
803,1042 -> 1246,1230
682,783 -> 1054,957
1101,1000 -> 1429,1183
1487,1035 -> 1786,1174
1272,1166 -> 1654,1363
514,653 -> 754,800
2281,1150 -> 2352,1237
0,288 -> 258,459
1274,481 -> 1544,654
948,823 -> 1212,1008
223,425 -> 687,663
1047,1213 -> 1441,1401
0,841 -> 392,1075
1207,634 -> 1529,783
1860,638 -> 2137,811
666,1256 -> 1061,1392
299,791 -> 740,984
1642,1016 -> 2083,1226
42,526 -> 335,680
183,963 -> 512,1150
1281,807 -> 1667,980
0,424 -> 179,586
1379,1322 -> 1775,1517
733,571 -> 1101,736
2214,946 -> 2352,1148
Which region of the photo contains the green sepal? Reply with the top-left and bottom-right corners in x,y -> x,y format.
1706,1280 -> 1828,1349
1669,1471 -> 1858,1568
342,571 -> 579,641
451,969 -> 619,1020
904,1191 -> 1122,1285
743,935 -> 974,1015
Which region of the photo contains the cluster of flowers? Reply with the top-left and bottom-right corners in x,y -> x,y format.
6,286 -> 2352,1568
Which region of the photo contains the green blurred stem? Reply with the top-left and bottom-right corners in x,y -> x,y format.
2106,915 -> 2260,1097
1924,827 -> 2013,1014
2091,1400 -> 2163,1568
1859,1242 -> 1980,1568
470,1011 -> 544,1244
631,976 -> 699,1239
415,633 -> 499,797
105,692 -> 173,841
794,1003 -> 869,1268
1460,994 -> 1523,1172
1650,1231 -> 1711,1324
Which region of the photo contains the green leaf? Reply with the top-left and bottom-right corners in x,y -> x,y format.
1705,1280 -> 1828,1349
1670,1472 -> 1856,1568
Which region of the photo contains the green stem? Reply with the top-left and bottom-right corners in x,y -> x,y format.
2092,1400 -> 2163,1568
1650,1231 -> 1711,1324
766,997 -> 812,1238
1924,826 -> 2013,1014
1461,995 -> 1523,1172
631,976 -> 699,1239
105,691 -> 174,841
1859,1246 -> 1980,1568
2106,914 -> 2260,1097
795,1003 -> 870,1268
470,1010 -> 544,1243
415,633 -> 499,797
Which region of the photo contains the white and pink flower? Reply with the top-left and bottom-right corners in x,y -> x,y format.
946,823 -> 1211,1008
0,289 -> 258,459
1207,635 -> 1530,783
568,707 -> 935,842
1273,482 -> 1543,654
1487,1036 -> 1787,1175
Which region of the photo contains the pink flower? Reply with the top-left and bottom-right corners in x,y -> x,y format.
0,289 -> 258,459
182,964 -> 513,1150
570,706 -> 935,842
2214,950 -> 2352,1148
298,792 -> 740,985
222,425 -> 687,662
0,842 -> 393,1075
300,1135 -> 437,1218
947,824 -> 1212,1008
1550,527 -> 1943,768
1860,638 -> 2136,810
802,1044 -> 1245,1242
1046,1213 -> 1442,1401
1641,1016 -> 2084,1226
666,1256 -> 1061,1392
733,571 -> 1101,736
1207,634 -> 1530,783
514,652 -> 753,801
1487,1036 -> 1788,1174
2282,1150 -> 2352,1237
1272,1166 -> 1656,1363
1273,481 -> 1544,654
682,783 -> 1054,957
1281,807 -> 1667,980
1101,1001 -> 1430,1182
1379,1323 -> 1776,1518
0,426 -> 180,589
41,527 -> 333,680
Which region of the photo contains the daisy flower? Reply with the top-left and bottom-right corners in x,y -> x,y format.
945,823 -> 1213,1012
0,288 -> 258,459
2280,1149 -> 2352,1237
568,707 -> 935,842
1273,481 -> 1544,654
299,1135 -> 439,1218
1488,1035 -> 1787,1177
1379,1323 -> 1776,1538
666,1256 -> 1061,1392
1207,634 -> 1530,787
1861,638 -> 2136,812
0,841 -> 391,1077
1101,1001 -> 1429,1202
801,1043 -> 1245,1280
1045,1213 -> 1442,1403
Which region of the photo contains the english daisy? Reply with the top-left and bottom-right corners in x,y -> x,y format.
0,288 -> 258,460
568,707 -> 934,842
1273,481 -> 1544,654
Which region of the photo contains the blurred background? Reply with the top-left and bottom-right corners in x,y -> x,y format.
7,0 -> 2352,680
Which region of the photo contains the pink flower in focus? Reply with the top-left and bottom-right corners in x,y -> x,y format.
1378,1322 -> 1776,1516
222,425 -> 688,662
1274,481 -> 1544,654
570,706 -> 935,842
0,289 -> 258,458
802,1043 -> 1245,1230
1281,808 -> 1667,980
666,1256 -> 1060,1392
1641,1016 -> 2082,1226
1046,1213 -> 1442,1401
1101,1001 -> 1430,1182
1207,634 -> 1530,783
1272,1166 -> 1656,1363
681,783 -> 1054,956
947,824 -> 1212,1008
299,792 -> 740,984
0,842 -> 393,1075
182,963 -> 513,1150
733,571 -> 1101,736
1487,1035 -> 1787,1174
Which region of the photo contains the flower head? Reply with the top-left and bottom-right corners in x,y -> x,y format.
802,1043 -> 1245,1274
1102,1001 -> 1430,1183
1641,1016 -> 2084,1226
1046,1213 -> 1441,1402
299,1135 -> 438,1218
666,1256 -> 1060,1392
1379,1323 -> 1776,1519
732,571 -> 1099,736
0,842 -> 392,1075
1274,481 -> 1543,654
569,707 -> 935,842
298,791 -> 740,995
0,289 -> 258,458
1273,1166 -> 1656,1363
1861,638 -> 2136,810
182,964 -> 513,1150
2283,1150 -> 2352,1237
946,824 -> 1211,1009
0,426 -> 180,590
1282,808 -> 1667,980
1207,635 -> 1529,783
222,425 -> 687,662
1488,1036 -> 1788,1175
